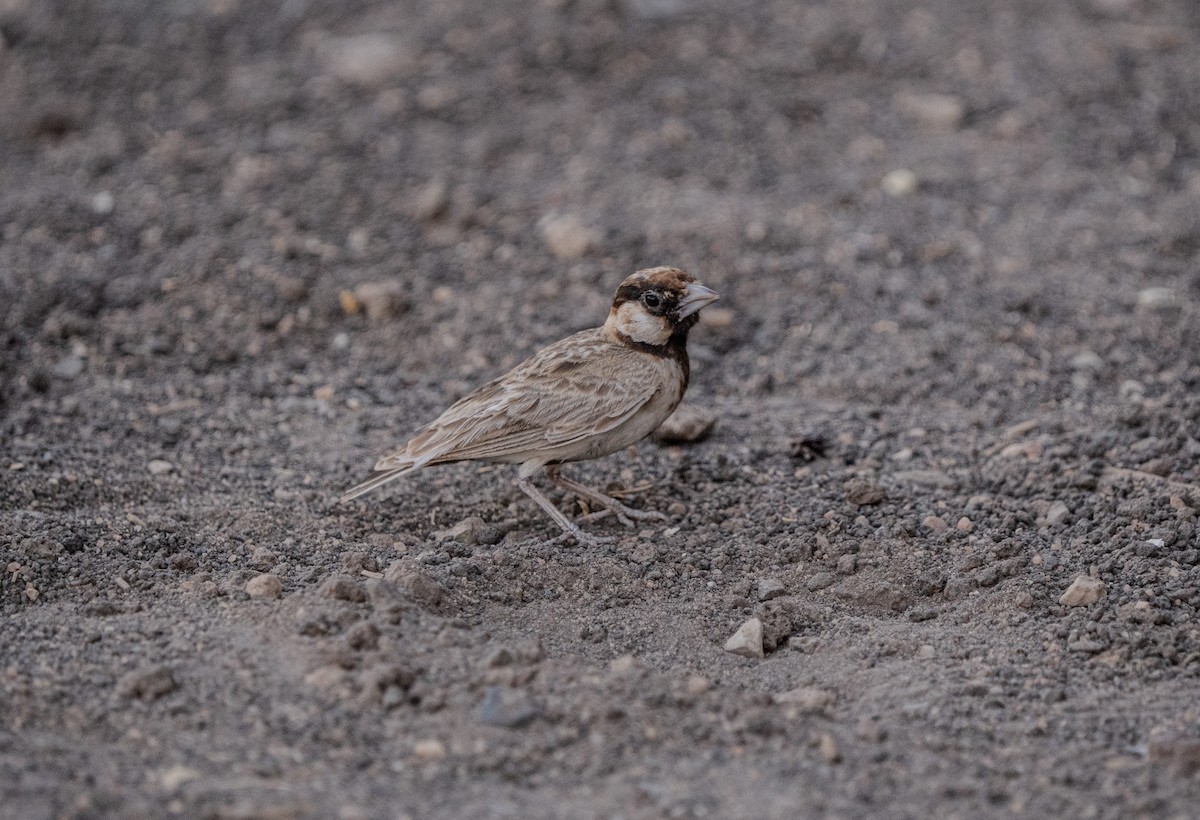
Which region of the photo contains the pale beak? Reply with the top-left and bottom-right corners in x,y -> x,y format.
676,283 -> 720,319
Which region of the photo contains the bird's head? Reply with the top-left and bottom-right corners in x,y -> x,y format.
604,266 -> 720,349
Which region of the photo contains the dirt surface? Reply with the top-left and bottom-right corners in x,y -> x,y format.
3,0 -> 1200,817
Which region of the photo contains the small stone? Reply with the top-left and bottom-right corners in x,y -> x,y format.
881,168 -> 918,197
412,738 -> 447,760
304,665 -> 348,691
537,213 -> 599,260
916,644 -> 936,660
91,191 -> 115,216
250,546 -> 278,570
999,440 -> 1042,459
52,355 -> 84,380
411,178 -> 449,221
1070,351 -> 1104,371
836,554 -> 857,575
146,459 -> 174,476
317,575 -> 367,603
159,765 -> 200,791
1015,591 -> 1035,609
652,404 -> 717,444
1067,638 -> 1105,653
818,733 -> 841,763
384,562 -> 443,608
320,34 -> 415,87
757,578 -> 786,601
774,686 -> 836,711
434,516 -> 486,545
1137,287 -> 1175,309
955,516 -> 974,532
1059,575 -> 1105,607
352,280 -> 407,322
807,572 -> 837,591
843,478 -> 885,506
477,686 -> 541,728
922,515 -> 948,532
1044,501 -> 1070,526
893,91 -> 965,131
723,617 -> 764,659
684,674 -> 711,696
245,573 -> 282,599
117,665 -> 177,700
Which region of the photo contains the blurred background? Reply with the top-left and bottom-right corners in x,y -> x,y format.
3,0 -> 1198,424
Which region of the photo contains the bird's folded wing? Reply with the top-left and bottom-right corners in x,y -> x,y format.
374,336 -> 658,469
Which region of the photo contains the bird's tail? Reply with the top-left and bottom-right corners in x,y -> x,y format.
340,464 -> 416,503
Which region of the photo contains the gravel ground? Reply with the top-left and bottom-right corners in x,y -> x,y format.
3,0 -> 1200,817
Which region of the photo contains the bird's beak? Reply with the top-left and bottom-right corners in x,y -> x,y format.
676,283 -> 720,319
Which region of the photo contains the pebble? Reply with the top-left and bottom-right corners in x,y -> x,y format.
1059,575 -> 1105,607
893,91 -> 965,130
434,516 -> 486,545
956,517 -> 974,532
384,562 -> 443,608
319,34 -> 415,86
158,765 -> 200,791
757,578 -> 786,602
537,213 -> 599,260
1136,286 -> 1175,309
1044,501 -> 1070,526
685,674 -> 711,695
411,178 -> 449,221
250,546 -> 278,570
52,355 -> 85,380
245,573 -> 283,599
91,191 -> 115,215
351,281 -> 407,322
652,404 -> 717,444
1070,350 -> 1104,371
881,168 -> 918,197
843,478 -> 886,506
922,515 -> 948,532
477,686 -> 541,728
818,733 -> 842,763
836,554 -> 857,575
723,617 -> 764,659
774,686 -> 836,711
412,738 -> 447,760
147,459 -> 174,476
117,665 -> 177,700
807,572 -> 837,591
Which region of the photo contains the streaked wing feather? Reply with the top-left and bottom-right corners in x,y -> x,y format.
375,330 -> 657,468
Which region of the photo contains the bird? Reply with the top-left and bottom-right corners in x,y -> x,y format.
341,266 -> 720,544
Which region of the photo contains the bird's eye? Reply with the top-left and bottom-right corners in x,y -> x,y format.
642,292 -> 662,309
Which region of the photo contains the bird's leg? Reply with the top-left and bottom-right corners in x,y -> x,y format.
545,465 -> 669,528
517,476 -> 616,546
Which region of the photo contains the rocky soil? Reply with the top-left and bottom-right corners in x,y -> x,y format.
3,0 -> 1200,817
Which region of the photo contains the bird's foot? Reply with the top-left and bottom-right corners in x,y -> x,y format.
579,500 -> 668,528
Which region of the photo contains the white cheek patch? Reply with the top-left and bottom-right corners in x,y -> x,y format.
614,302 -> 672,346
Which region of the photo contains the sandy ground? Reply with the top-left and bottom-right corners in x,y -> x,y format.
3,0 -> 1200,817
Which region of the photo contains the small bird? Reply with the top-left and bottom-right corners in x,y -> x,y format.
341,266 -> 719,544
